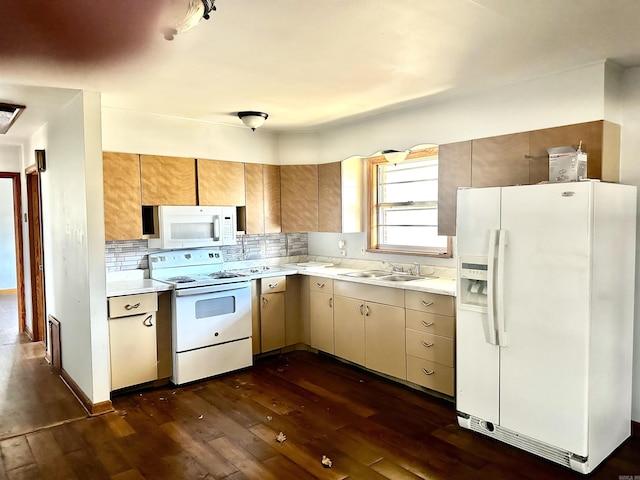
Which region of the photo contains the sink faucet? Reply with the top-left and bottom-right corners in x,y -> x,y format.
412,263 -> 420,276
382,260 -> 403,272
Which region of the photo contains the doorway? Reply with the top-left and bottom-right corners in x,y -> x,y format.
0,172 -> 25,340
25,167 -> 46,343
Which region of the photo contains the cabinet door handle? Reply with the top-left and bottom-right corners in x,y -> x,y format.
125,302 -> 141,310
316,282 -> 325,288
421,320 -> 434,328
268,282 -> 279,289
421,300 -> 434,308
262,297 -> 268,307
421,341 -> 434,348
358,304 -> 364,315
422,368 -> 435,376
143,315 -> 153,327
328,297 -> 333,308
365,305 -> 370,316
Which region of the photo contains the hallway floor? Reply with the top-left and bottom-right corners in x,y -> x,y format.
0,293 -> 87,440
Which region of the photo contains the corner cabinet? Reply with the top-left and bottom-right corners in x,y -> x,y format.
280,165 -> 319,232
309,277 -> 334,354
244,163 -> 281,234
103,152 -> 143,241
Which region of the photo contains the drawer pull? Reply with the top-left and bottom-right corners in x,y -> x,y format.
421,321 -> 434,328
125,302 -> 141,310
422,368 -> 435,376
328,297 -> 333,308
316,282 -> 325,288
268,282 -> 279,289
358,304 -> 364,315
421,300 -> 434,308
421,341 -> 434,348
262,297 -> 268,307
142,315 -> 153,327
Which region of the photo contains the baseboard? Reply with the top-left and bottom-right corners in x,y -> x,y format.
61,368 -> 114,416
0,288 -> 17,295
633,420 -> 640,438
23,325 -> 34,341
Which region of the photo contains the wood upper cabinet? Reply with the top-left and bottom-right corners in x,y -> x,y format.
280,164 -> 319,232
318,162 -> 342,232
140,155 -> 196,206
471,132 -> 530,187
437,141 -> 471,237
103,152 -> 143,241
529,120 -> 620,184
245,163 -> 281,234
197,159 -> 246,206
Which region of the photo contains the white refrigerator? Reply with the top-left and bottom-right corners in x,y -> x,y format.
455,181 -> 636,474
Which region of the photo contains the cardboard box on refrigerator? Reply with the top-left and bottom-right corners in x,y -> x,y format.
547,145 -> 587,183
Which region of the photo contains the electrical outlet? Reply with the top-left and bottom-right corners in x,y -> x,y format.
360,246 -> 366,255
340,249 -> 347,256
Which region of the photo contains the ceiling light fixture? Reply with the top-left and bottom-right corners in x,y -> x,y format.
161,0 -> 217,41
381,149 -> 409,164
238,111 -> 269,131
0,103 -> 26,135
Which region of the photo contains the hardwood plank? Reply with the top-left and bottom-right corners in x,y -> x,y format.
26,430 -> 77,480
208,436 -> 280,480
0,437 -> 35,472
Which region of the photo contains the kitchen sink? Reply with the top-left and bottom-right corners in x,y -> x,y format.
340,270 -> 392,278
378,274 -> 423,282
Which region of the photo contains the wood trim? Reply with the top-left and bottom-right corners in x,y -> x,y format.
1,172 -> 26,335
60,368 -> 114,416
0,288 -> 17,295
26,170 -> 45,341
633,420 -> 640,438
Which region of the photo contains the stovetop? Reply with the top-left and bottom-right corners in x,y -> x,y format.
148,249 -> 286,289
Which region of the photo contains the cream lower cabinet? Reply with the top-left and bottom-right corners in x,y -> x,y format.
108,292 -> 158,391
333,280 -> 406,379
309,277 -> 334,354
405,290 -> 455,396
260,276 -> 286,353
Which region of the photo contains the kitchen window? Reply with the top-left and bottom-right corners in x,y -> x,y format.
367,147 -> 451,257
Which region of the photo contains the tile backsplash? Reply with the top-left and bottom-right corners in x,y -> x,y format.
105,233 -> 308,272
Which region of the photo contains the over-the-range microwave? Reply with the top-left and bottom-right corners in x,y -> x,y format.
147,205 -> 237,249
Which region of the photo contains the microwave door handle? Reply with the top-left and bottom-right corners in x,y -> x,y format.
213,216 -> 220,241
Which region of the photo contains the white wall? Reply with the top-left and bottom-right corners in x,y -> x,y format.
101,108 -> 280,164
36,91 -> 110,404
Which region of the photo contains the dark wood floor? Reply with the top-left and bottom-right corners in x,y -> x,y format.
2,291 -> 639,479
1,344 -> 639,479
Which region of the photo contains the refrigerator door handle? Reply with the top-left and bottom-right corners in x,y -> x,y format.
495,229 -> 508,346
485,229 -> 499,345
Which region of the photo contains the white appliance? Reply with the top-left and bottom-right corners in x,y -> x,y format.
455,181 -> 636,474
148,205 -> 237,249
149,249 -> 252,385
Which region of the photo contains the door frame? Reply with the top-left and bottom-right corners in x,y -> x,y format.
25,165 -> 46,343
0,172 -> 26,334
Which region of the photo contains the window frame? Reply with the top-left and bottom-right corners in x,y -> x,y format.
366,147 -> 452,258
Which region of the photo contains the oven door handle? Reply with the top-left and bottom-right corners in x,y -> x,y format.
174,281 -> 251,297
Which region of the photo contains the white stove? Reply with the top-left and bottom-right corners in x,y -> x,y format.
148,249 -> 256,385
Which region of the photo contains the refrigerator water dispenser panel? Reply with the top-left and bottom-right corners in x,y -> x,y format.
459,255 -> 489,311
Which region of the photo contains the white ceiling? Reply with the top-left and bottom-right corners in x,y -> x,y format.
2,0 -> 640,144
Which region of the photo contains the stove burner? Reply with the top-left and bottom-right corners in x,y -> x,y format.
167,276 -> 196,283
209,271 -> 245,279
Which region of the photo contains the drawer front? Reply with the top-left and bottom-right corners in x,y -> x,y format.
309,276 -> 333,293
261,275 -> 286,293
406,330 -> 454,367
334,280 -> 404,307
406,310 -> 455,338
406,356 -> 454,396
405,290 -> 454,316
109,292 -> 157,318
